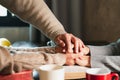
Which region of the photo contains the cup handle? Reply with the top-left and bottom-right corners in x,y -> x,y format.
111,72 -> 119,80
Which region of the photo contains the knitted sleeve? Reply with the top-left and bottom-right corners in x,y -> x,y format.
0,0 -> 66,40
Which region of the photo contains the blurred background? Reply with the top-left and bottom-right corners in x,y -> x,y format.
0,0 -> 120,46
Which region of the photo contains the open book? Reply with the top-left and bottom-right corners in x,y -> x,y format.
64,66 -> 90,79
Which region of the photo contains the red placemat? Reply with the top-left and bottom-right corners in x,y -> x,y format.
0,70 -> 33,80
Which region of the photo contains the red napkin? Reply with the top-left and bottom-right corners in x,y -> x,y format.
0,70 -> 33,80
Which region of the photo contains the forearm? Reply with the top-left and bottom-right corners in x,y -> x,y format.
0,46 -> 67,75
88,44 -> 120,72
8,47 -> 66,66
91,55 -> 120,72
0,46 -> 13,75
81,54 -> 120,72
0,0 -> 66,40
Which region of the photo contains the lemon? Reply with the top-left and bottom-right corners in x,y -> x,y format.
0,38 -> 11,47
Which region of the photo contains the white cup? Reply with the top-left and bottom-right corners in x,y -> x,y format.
37,64 -> 64,80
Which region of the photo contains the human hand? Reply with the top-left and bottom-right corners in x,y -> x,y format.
75,56 -> 91,67
64,53 -> 90,66
55,45 -> 90,56
64,46 -> 90,66
73,46 -> 90,67
65,53 -> 75,66
79,46 -> 90,56
54,33 -> 85,53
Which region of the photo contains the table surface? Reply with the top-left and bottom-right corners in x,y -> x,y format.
64,66 -> 90,79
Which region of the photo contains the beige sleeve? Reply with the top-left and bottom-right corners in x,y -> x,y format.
13,52 -> 66,72
0,0 -> 66,40
0,46 -> 14,75
0,46 -> 66,74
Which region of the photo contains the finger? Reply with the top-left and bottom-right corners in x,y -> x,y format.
58,40 -> 65,47
79,49 -> 85,56
78,40 -> 85,52
55,46 -> 66,53
75,58 -> 82,66
66,53 -> 75,65
55,38 -> 65,47
71,36 -> 84,53
66,53 -> 75,59
73,39 -> 79,53
73,53 -> 82,60
65,34 -> 73,53
75,58 -> 86,66
79,46 -> 90,56
66,59 -> 75,66
77,53 -> 84,59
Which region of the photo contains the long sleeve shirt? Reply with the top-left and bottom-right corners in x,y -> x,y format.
88,39 -> 120,73
0,46 -> 66,75
0,0 -> 66,40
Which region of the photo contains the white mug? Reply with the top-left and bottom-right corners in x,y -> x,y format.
37,64 -> 64,80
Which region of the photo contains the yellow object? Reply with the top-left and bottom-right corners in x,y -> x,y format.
0,38 -> 11,47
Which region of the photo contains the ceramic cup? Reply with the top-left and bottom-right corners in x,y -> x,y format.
86,68 -> 119,80
37,64 -> 64,80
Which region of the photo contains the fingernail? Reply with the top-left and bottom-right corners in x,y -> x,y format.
76,50 -> 78,53
63,49 -> 66,52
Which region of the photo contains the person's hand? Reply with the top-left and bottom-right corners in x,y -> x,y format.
65,53 -> 75,66
78,46 -> 90,56
75,56 -> 91,67
54,33 -> 85,53
64,46 -> 90,66
55,45 -> 90,56
74,46 -> 90,67
64,53 -> 91,66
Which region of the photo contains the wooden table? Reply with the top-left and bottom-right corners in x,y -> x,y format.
64,66 -> 90,80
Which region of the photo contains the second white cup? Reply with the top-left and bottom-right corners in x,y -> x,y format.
37,64 -> 64,80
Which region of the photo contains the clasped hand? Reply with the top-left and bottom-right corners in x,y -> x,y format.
55,45 -> 91,67
54,33 -> 91,67
67,46 -> 90,67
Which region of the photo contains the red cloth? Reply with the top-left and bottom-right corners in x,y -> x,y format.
0,70 -> 33,80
